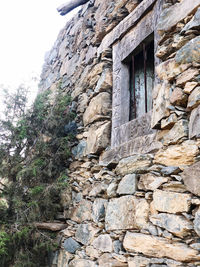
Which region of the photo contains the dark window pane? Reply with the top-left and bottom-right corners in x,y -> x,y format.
129,39 -> 154,120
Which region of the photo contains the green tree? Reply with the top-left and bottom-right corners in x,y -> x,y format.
0,82 -> 75,266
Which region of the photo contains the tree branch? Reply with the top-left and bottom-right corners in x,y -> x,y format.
57,0 -> 89,16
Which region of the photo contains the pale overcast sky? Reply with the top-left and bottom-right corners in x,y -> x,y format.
0,0 -> 78,98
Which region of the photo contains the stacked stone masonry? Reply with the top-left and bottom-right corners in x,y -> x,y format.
39,0 -> 200,266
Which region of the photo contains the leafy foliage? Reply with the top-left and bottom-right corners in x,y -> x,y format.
0,83 -> 76,266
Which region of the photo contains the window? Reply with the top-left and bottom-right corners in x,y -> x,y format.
129,38 -> 154,120
111,7 -> 157,148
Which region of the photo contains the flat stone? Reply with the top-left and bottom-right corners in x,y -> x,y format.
117,174 -> 137,195
86,246 -> 101,258
138,174 -> 168,191
162,181 -> 187,193
89,182 -> 108,197
153,189 -> 191,213
157,0 -> 200,35
128,256 -> 150,267
162,119 -> 188,145
154,140 -> 199,166
100,134 -> 162,167
123,232 -> 200,262
77,93 -> 89,113
92,198 -> 107,223
105,196 -> 149,231
160,166 -> 181,176
161,114 -> 177,130
72,140 -> 87,159
165,259 -> 183,267
69,259 -> 96,267
63,238 -> 81,254
156,59 -> 189,81
172,34 -> 193,50
98,253 -> 128,267
71,200 -> 92,223
194,207 -> 200,236
85,46 -> 97,65
75,224 -> 99,245
184,81 -> 198,94
150,213 -> 193,238
92,234 -> 112,253
190,243 -> 200,251
94,68 -> 112,93
151,82 -> 171,128
116,154 -> 152,176
182,7 -> 200,33
87,63 -> 107,88
113,240 -> 124,254
175,36 -> 200,65
56,250 -> 71,267
176,68 -> 199,86
34,222 -> 67,231
83,92 -> 111,126
189,105 -> 200,138
181,161 -> 200,196
187,86 -> 200,111
86,121 -> 111,154
170,87 -> 188,107
107,182 -> 118,198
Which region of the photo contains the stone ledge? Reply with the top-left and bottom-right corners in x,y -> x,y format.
99,133 -> 162,167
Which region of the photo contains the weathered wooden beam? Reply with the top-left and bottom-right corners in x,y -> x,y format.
57,0 -> 89,16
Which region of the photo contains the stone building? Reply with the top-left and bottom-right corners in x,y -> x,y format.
39,0 -> 200,266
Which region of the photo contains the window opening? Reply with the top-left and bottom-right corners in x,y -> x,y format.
129,39 -> 154,120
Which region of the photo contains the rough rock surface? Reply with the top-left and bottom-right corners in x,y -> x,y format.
151,82 -> 171,128
69,259 -> 96,267
83,92 -> 111,126
64,238 -> 81,254
71,200 -> 92,223
105,196 -> 149,230
75,224 -> 98,245
181,161 -> 200,196
138,174 -> 167,191
162,119 -> 188,145
154,141 -> 199,166
92,234 -> 112,252
116,154 -> 152,176
157,0 -> 200,34
86,121 -> 111,154
189,105 -> 200,139
175,36 -> 200,65
117,174 -> 137,195
156,59 -> 189,81
123,232 -> 200,262
187,87 -> 200,111
150,213 -> 193,238
152,190 -> 191,213
194,207 -> 200,236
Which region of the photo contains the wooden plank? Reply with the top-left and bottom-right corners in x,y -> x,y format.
154,0 -> 164,87
100,133 -> 162,167
111,43 -> 122,147
120,63 -> 130,125
97,0 -> 157,55
120,10 -> 154,61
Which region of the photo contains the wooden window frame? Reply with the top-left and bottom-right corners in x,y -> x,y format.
129,37 -> 154,121
111,9 -> 158,148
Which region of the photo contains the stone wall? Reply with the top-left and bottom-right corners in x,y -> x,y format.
39,0 -> 200,266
